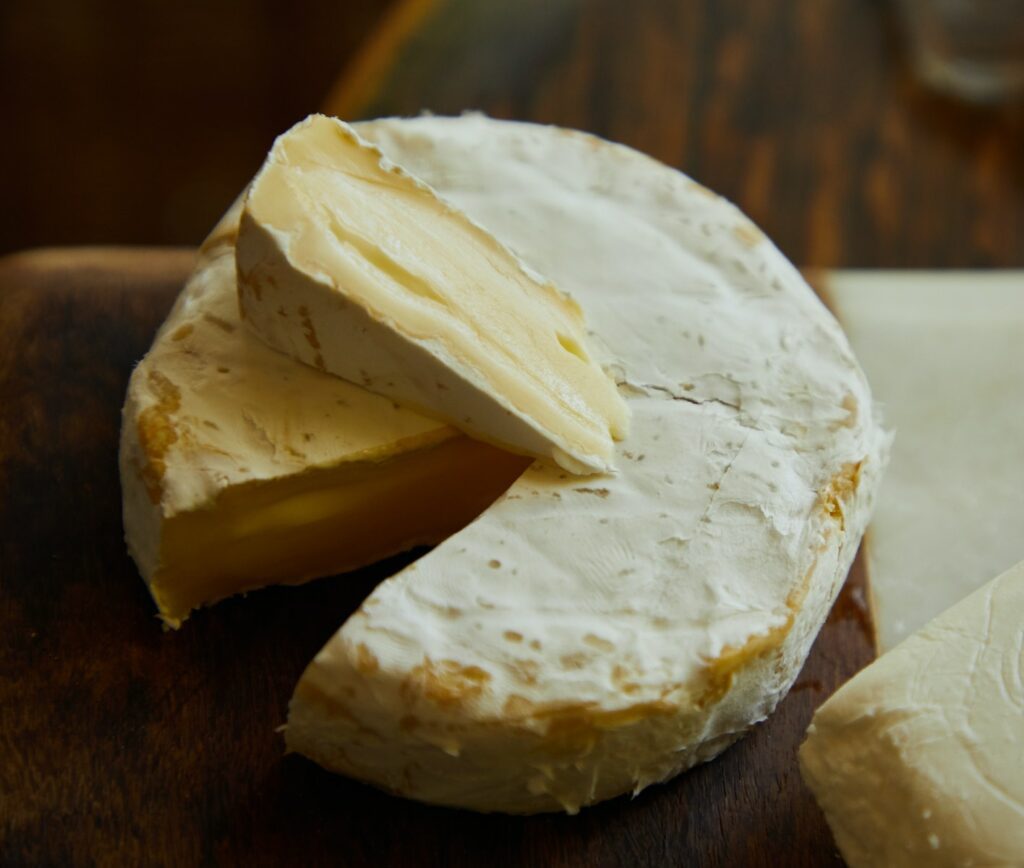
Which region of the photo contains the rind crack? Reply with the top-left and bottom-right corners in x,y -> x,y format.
617,379 -> 741,412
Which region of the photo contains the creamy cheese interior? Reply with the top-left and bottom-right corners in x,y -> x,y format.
236,115 -> 628,474
148,435 -> 526,626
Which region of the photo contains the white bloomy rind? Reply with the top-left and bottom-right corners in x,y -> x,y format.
800,558 -> 1024,867
235,114 -> 628,475
285,115 -> 889,814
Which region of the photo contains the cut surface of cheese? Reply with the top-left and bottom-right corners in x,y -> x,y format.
285,115 -> 889,813
800,558 -> 1024,867
119,205 -> 529,628
235,114 -> 628,475
827,271 -> 1024,651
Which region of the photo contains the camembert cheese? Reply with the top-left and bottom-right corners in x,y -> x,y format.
800,558 -> 1024,866
235,115 -> 628,475
284,116 -> 889,813
119,204 -> 528,628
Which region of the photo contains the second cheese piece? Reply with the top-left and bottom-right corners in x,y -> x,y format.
236,114 -> 628,475
800,558 -> 1024,866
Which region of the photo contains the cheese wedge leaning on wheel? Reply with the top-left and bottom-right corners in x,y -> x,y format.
285,115 -> 889,813
119,203 -> 529,628
235,114 -> 628,475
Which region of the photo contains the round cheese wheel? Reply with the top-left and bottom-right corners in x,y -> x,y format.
285,115 -> 888,814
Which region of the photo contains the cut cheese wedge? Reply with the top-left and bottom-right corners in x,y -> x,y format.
285,115 -> 889,813
826,271 -> 1024,651
119,204 -> 529,628
235,114 -> 628,475
800,558 -> 1024,867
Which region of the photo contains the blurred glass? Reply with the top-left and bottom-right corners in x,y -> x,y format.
898,0 -> 1024,102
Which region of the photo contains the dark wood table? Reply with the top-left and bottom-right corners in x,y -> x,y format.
2,1 -> 1021,865
326,0 -> 1024,269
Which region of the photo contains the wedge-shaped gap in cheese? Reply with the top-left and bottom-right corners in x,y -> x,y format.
236,114 -> 629,475
120,211 -> 531,628
142,435 -> 528,627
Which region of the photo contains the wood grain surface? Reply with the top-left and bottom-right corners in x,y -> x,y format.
326,0 -> 1024,270
0,250 -> 873,866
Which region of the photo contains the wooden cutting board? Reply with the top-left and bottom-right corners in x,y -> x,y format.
0,248 -> 873,867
